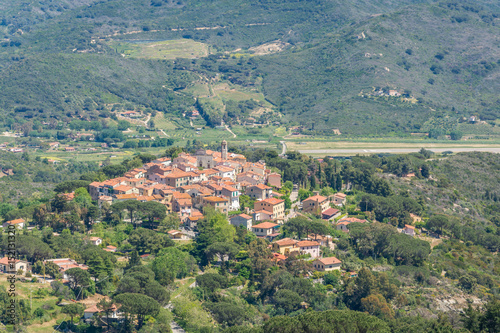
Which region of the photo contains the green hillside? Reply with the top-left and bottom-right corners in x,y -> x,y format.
0,0 -> 499,137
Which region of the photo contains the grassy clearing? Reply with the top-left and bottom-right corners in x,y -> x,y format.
213,83 -> 270,104
109,39 -> 210,60
0,275 -> 68,332
154,113 -> 179,131
185,83 -> 210,97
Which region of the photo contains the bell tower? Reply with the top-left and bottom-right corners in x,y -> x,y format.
221,140 -> 228,160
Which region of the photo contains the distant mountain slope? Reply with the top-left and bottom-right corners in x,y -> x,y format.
3,0 -> 437,51
258,1 -> 500,134
0,0 -> 499,136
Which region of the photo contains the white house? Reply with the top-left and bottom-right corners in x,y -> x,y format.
0,257 -> 30,273
2,218 -> 25,229
251,222 -> 279,238
402,224 -> 416,237
89,237 -> 102,246
296,240 -> 321,258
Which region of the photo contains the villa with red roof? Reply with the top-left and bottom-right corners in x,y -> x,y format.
252,222 -> 280,240
296,240 -> 321,258
322,207 -> 341,220
313,257 -> 342,271
302,195 -> 330,215
254,198 -> 285,221
3,218 -> 25,229
0,257 -> 30,273
402,224 -> 416,237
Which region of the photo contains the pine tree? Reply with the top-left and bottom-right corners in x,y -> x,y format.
87,256 -> 106,279
335,174 -> 342,191
126,251 -> 141,270
310,175 -> 317,191
103,256 -> 114,277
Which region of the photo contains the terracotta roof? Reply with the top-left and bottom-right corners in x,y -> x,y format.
323,208 -> 340,215
114,193 -> 138,200
334,193 -> 347,198
172,192 -> 192,200
338,217 -> 366,224
102,178 -> 124,186
84,305 -> 99,313
204,196 -> 228,203
188,215 -> 203,222
272,253 -> 287,261
113,185 -> 134,192
303,195 -> 328,203
234,213 -> 252,220
273,238 -> 297,246
316,256 -> 341,265
0,257 -> 21,265
215,166 -> 234,172
252,222 -> 279,229
251,184 -> 271,190
222,186 -> 238,192
404,224 -> 415,230
176,199 -> 192,205
5,218 -> 25,225
261,198 -> 284,205
165,171 -> 191,179
296,240 -> 320,247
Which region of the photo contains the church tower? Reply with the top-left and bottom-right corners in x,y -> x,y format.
221,140 -> 228,160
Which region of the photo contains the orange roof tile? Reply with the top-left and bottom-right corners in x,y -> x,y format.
114,185 -> 134,192
114,193 -> 139,200
303,195 -> 327,203
273,238 -> 297,246
5,218 -> 25,225
296,240 -> 320,247
316,257 -> 342,265
273,253 -> 287,261
252,222 -> 279,229
252,184 -> 272,190
203,196 -> 228,203
261,198 -> 284,205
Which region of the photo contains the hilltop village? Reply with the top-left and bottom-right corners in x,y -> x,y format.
84,141 -> 352,254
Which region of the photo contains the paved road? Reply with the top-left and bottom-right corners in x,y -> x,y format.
280,141 -> 287,155
290,185 -> 298,202
298,147 -> 500,155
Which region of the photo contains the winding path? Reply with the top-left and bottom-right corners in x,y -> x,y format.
225,125 -> 236,138
280,141 -> 287,155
